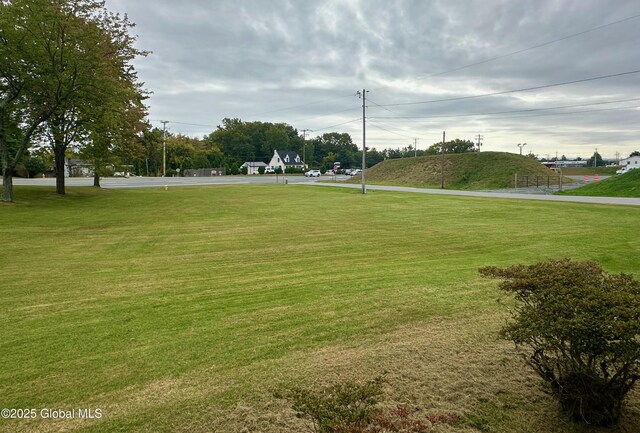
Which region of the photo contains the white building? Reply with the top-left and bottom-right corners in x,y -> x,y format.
620,156 -> 640,171
267,150 -> 306,172
239,161 -> 268,175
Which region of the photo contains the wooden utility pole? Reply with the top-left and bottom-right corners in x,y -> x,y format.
441,130 -> 445,189
356,89 -> 368,194
161,120 -> 169,177
301,129 -> 310,168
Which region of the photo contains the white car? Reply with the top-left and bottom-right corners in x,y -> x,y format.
325,169 -> 335,175
264,167 -> 275,174
304,169 -> 321,177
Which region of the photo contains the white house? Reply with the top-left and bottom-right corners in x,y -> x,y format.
239,161 -> 268,175
267,150 -> 306,172
620,156 -> 640,172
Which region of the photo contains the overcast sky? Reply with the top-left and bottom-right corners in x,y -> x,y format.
105,0 -> 640,159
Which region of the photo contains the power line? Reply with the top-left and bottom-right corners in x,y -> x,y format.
310,118 -> 362,133
371,12 -> 640,92
370,97 -> 640,120
379,69 -> 640,107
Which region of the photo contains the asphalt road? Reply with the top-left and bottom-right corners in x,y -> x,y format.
6,175 -> 640,206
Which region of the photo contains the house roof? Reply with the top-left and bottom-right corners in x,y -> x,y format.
241,161 -> 267,167
275,150 -> 305,166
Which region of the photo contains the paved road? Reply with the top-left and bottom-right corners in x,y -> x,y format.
7,174 -> 339,188
6,175 -> 639,206
309,182 -> 640,206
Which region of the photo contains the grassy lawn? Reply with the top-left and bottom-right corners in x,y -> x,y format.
557,169 -> 640,197
1,185 -> 639,433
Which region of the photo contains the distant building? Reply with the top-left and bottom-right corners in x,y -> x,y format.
620,156 -> 640,171
267,150 -> 306,172
65,159 -> 94,177
540,160 -> 588,168
239,161 -> 268,175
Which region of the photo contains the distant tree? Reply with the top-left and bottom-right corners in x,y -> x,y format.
526,152 -> 538,159
365,148 -> 384,167
561,154 -> 567,161
630,150 -> 640,157
258,166 -> 265,175
587,151 -> 604,168
426,139 -> 476,155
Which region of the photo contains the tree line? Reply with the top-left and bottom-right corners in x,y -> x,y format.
0,1 -> 479,202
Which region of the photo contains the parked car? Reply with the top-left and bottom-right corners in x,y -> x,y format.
325,169 -> 335,175
304,169 -> 321,177
264,167 -> 275,174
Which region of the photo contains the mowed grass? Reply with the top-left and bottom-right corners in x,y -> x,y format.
558,168 -> 640,197
1,185 -> 639,433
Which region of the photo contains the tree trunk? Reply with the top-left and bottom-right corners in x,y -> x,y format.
54,145 -> 66,195
93,171 -> 100,187
2,169 -> 13,203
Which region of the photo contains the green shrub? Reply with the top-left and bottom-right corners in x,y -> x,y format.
282,377 -> 457,432
285,377 -> 383,433
480,258 -> 640,426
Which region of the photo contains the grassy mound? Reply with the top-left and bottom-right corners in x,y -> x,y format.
350,152 -> 564,190
557,168 -> 640,197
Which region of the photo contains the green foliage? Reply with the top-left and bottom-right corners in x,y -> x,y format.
0,0 -> 148,199
286,377 -> 384,432
426,139 -> 477,155
586,151 -> 604,168
258,165 -> 265,174
285,166 -> 305,174
284,377 -> 458,433
240,165 -> 248,175
23,154 -> 47,178
480,258 -> 640,426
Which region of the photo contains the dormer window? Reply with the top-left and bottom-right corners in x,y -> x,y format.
285,155 -> 290,163
295,156 -> 300,162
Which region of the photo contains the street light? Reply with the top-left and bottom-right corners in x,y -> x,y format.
518,143 -> 527,155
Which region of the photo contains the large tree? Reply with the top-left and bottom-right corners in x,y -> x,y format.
0,0 -> 147,201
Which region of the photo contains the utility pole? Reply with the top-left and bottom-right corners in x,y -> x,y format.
161,120 -> 169,177
441,130 -> 445,189
301,129 -> 311,168
414,138 -> 418,157
475,134 -> 483,152
356,89 -> 368,194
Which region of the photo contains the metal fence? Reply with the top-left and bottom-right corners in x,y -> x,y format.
515,174 -> 563,189
183,168 -> 226,177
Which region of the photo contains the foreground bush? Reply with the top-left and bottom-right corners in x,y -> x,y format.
480,258 -> 640,426
281,377 -> 459,432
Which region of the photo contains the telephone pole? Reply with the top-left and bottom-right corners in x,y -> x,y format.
414,138 -> 418,157
441,130 -> 446,189
356,89 -> 368,194
475,134 -> 483,152
301,129 -> 311,168
161,120 -> 169,177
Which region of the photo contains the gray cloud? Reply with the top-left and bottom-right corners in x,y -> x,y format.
106,0 -> 640,158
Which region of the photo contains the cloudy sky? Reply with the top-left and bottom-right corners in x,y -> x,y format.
105,0 -> 640,159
